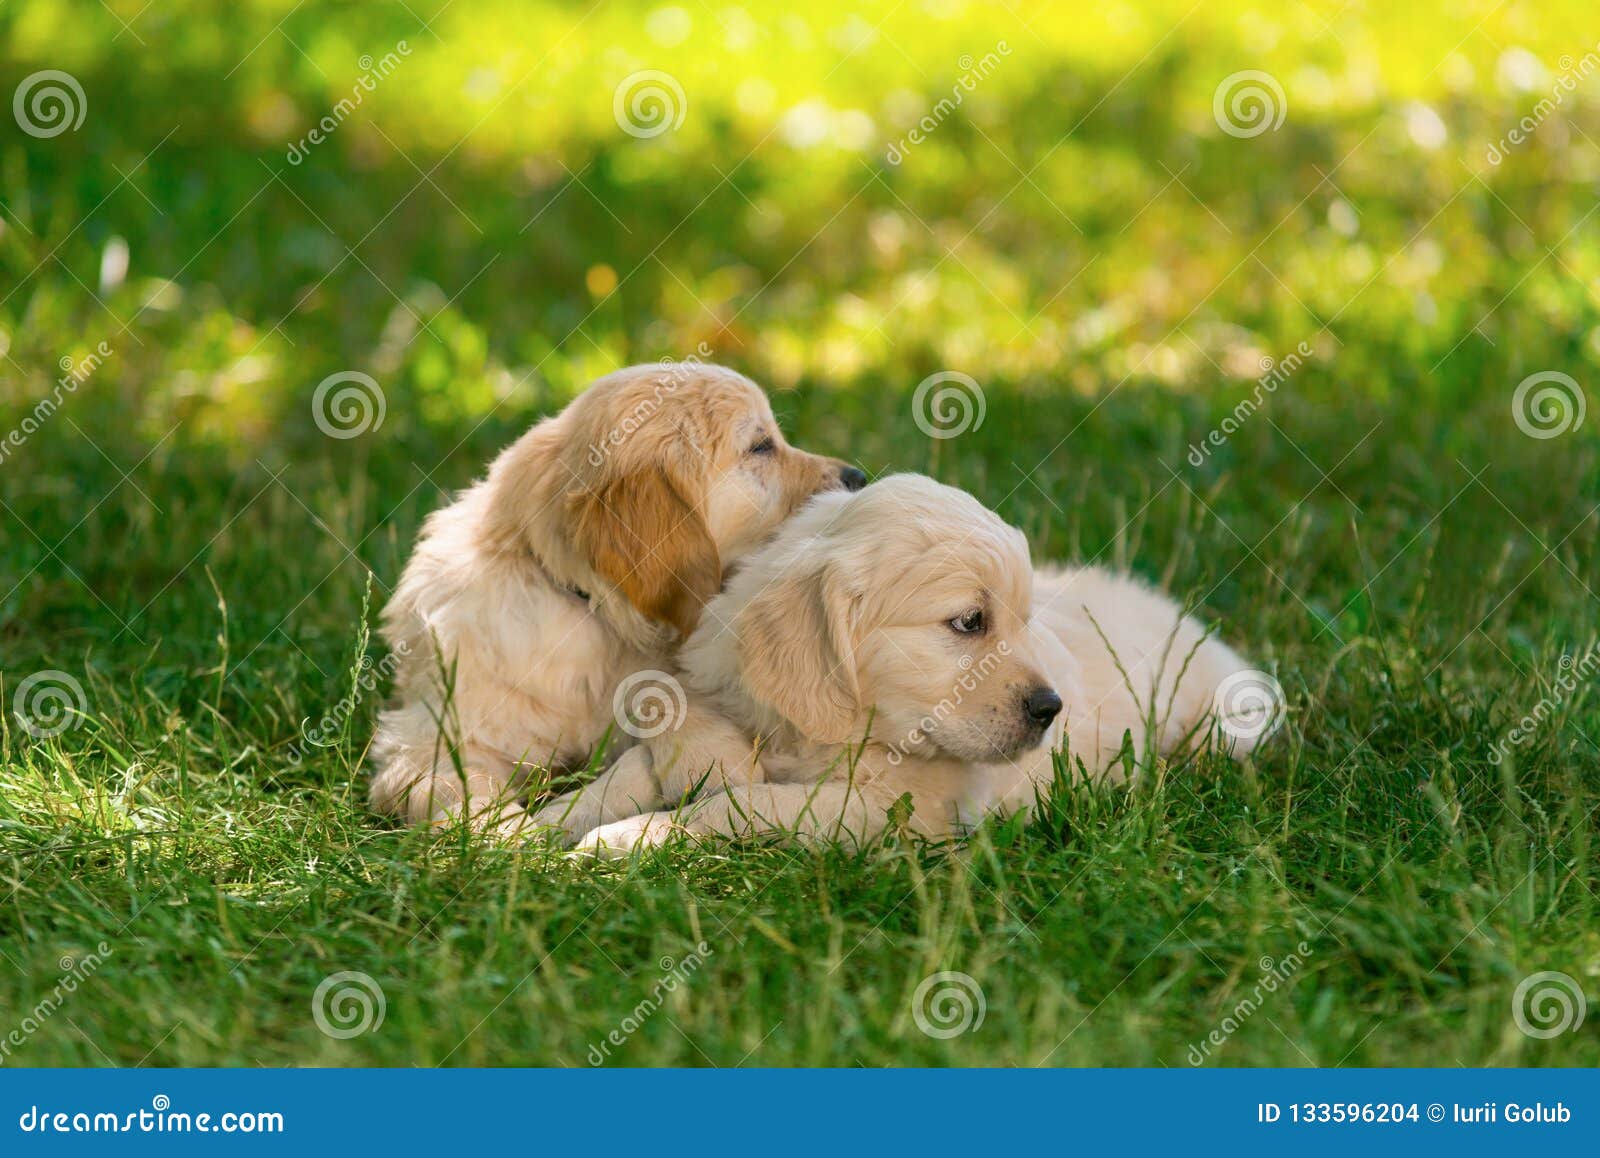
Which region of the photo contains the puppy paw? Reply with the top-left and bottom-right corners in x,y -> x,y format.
570,813 -> 678,859
432,802 -> 540,845
520,801 -> 592,847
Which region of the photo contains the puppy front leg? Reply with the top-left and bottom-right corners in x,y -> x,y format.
648,702 -> 766,804
575,782 -> 893,855
524,746 -> 664,843
372,743 -> 536,840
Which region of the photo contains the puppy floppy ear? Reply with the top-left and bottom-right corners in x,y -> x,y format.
735,564 -> 860,743
568,467 -> 721,637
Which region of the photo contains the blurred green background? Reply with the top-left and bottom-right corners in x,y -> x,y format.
3,1 -> 1599,1067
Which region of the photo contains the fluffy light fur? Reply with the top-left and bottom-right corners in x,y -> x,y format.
550,474 -> 1266,853
369,362 -> 859,835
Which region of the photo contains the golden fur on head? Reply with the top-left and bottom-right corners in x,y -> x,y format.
687,473 -> 1058,760
482,362 -> 850,640
566,456 -> 722,640
370,361 -> 857,832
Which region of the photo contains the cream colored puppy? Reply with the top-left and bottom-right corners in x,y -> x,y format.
562,474 -> 1266,852
369,362 -> 863,836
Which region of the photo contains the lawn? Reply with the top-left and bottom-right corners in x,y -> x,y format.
2,0 -> 1598,1066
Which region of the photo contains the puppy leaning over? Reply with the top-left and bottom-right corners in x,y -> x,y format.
368,362 -> 864,837
557,474 -> 1269,853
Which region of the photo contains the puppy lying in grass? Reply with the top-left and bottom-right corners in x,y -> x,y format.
528,473 -> 1268,853
369,362 -> 863,837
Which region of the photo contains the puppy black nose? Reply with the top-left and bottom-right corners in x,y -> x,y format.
1025,687 -> 1063,727
839,465 -> 868,492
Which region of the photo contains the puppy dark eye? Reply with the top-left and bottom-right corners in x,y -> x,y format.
749,437 -> 776,456
949,608 -> 985,634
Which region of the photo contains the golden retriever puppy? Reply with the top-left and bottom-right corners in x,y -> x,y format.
368,361 -> 864,835
566,474 -> 1264,852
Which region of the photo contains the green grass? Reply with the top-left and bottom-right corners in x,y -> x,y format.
3,0 -> 1599,1066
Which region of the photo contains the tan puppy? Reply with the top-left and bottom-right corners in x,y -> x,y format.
369,361 -> 863,835
560,474 -> 1265,852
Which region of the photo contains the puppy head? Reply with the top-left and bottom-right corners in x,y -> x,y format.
493,363 -> 860,638
718,474 -> 1061,760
